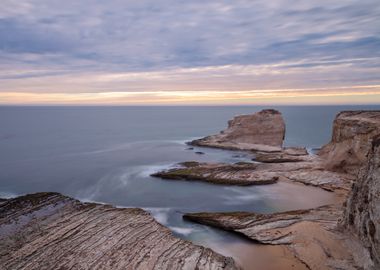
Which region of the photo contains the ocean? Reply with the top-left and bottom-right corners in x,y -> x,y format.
1,105 -> 379,268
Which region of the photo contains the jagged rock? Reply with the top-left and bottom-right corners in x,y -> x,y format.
341,134 -> 380,268
319,111 -> 380,174
0,192 -> 239,270
151,161 -> 279,186
184,205 -> 368,270
190,109 -> 285,152
152,160 -> 353,191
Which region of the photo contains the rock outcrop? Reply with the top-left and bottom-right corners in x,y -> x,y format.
184,205 -> 368,270
190,109 -> 285,152
319,111 -> 380,174
253,147 -> 309,163
152,160 -> 353,191
341,134 -> 380,268
151,161 -> 279,186
0,192 -> 239,270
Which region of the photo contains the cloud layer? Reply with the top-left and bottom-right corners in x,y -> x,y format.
0,0 -> 379,104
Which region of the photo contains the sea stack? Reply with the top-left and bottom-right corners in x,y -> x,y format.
190,109 -> 286,152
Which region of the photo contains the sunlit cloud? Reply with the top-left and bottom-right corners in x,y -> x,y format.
2,85 -> 379,105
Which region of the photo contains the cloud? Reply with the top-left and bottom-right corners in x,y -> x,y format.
0,0 -> 379,104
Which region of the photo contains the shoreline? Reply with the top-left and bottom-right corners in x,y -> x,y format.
1,109 -> 379,269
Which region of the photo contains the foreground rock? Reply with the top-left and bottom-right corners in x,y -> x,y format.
341,134 -> 380,268
184,205 -> 372,269
319,111 -> 380,174
190,109 -> 285,152
0,192 -> 239,270
152,160 -> 353,192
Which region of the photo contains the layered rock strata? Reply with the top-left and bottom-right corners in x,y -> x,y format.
0,192 -> 239,270
151,161 -> 279,186
341,134 -> 380,268
184,205 -> 368,270
190,109 -> 285,152
319,111 -> 380,174
152,160 -> 353,192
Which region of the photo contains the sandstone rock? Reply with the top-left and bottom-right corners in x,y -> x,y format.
253,147 -> 309,163
184,205 -> 367,270
151,161 -> 279,186
0,192 -> 239,270
152,160 -> 353,191
341,134 -> 380,268
283,147 -> 309,156
319,111 -> 380,174
190,109 -> 285,152
253,153 -> 305,163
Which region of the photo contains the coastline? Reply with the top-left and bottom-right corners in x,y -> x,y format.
1,108 -> 379,269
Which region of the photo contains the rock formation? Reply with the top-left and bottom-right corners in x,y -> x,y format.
0,192 -> 239,270
152,160 -> 353,192
319,111 -> 380,174
190,109 -> 285,152
151,161 -> 279,186
184,205 -> 369,270
253,147 -> 309,163
341,134 -> 380,268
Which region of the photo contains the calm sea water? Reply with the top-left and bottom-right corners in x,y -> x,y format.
1,105 -> 379,268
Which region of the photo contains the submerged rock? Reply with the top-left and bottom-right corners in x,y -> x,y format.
342,134 -> 380,268
190,109 -> 285,152
319,111 -> 380,174
0,192 -> 239,270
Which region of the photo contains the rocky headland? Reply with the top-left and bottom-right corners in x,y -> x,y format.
153,109 -> 380,269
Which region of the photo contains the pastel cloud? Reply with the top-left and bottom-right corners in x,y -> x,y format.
0,0 -> 379,104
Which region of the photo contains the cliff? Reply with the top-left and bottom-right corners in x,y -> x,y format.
0,192 -> 239,270
341,134 -> 380,268
319,111 -> 380,174
190,109 -> 285,152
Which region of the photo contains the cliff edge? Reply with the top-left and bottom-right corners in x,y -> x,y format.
341,134 -> 380,268
319,111 -> 380,174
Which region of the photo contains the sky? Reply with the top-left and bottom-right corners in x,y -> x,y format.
0,0 -> 380,105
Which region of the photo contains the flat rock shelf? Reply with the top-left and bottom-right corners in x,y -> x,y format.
0,192 -> 239,270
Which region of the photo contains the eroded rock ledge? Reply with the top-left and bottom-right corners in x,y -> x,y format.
183,205 -> 370,270
152,159 -> 353,191
0,192 -> 239,270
